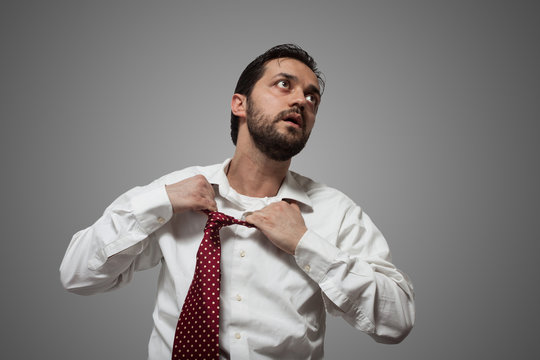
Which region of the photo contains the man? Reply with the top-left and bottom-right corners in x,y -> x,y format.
60,44 -> 415,359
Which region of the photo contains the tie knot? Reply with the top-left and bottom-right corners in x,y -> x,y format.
203,210 -> 255,229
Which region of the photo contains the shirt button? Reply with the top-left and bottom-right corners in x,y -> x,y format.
236,294 -> 242,301
235,333 -> 241,339
240,250 -> 246,258
157,217 -> 165,224
304,265 -> 311,272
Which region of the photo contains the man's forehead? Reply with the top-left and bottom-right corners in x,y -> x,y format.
262,58 -> 319,87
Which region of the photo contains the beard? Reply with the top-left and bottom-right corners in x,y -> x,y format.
246,100 -> 311,161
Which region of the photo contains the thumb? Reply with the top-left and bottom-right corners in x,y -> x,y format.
285,200 -> 301,212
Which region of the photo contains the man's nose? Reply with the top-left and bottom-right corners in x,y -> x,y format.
289,90 -> 307,112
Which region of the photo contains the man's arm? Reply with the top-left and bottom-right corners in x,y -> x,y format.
246,201 -> 415,344
60,175 -> 216,295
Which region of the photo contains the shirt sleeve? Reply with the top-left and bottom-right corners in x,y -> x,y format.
59,183 -> 172,295
294,204 -> 415,344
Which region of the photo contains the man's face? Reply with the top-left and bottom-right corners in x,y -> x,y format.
245,58 -> 321,161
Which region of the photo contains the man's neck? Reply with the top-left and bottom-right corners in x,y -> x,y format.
227,148 -> 290,198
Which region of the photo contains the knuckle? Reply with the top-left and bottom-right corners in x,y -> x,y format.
193,174 -> 206,184
192,194 -> 203,204
251,212 -> 263,222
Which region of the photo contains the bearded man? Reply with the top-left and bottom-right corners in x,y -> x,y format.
60,44 -> 415,360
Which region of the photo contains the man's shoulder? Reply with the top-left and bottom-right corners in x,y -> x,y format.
289,170 -> 357,210
151,162 -> 222,185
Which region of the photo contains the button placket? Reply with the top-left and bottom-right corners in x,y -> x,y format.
228,223 -> 250,352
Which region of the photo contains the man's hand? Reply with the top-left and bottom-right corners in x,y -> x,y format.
245,201 -> 307,255
165,175 -> 217,214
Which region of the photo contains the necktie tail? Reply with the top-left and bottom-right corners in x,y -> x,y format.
171,210 -> 254,359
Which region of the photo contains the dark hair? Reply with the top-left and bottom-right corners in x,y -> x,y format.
230,44 -> 325,145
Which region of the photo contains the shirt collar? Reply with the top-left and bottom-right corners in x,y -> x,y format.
204,158 -> 313,209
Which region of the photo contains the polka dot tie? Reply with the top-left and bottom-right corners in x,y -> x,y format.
171,210 -> 255,359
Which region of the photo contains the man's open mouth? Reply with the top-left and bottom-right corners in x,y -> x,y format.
282,113 -> 302,128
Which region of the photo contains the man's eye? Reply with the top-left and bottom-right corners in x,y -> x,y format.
277,80 -> 290,89
306,94 -> 318,105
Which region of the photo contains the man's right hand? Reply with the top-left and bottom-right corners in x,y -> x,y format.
165,175 -> 218,214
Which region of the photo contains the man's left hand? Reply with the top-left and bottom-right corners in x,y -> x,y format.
245,201 -> 307,255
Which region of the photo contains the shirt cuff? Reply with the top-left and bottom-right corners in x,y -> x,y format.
131,185 -> 173,235
294,229 -> 341,283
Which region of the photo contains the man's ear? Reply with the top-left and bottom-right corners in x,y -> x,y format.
231,94 -> 247,119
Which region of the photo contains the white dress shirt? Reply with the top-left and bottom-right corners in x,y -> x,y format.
60,159 -> 415,359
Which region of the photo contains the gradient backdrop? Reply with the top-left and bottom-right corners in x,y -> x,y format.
2,0 -> 539,359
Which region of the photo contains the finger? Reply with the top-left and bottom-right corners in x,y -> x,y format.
244,212 -> 254,224
288,201 -> 300,211
205,181 -> 216,198
205,198 -> 218,212
244,212 -> 260,226
203,181 -> 216,206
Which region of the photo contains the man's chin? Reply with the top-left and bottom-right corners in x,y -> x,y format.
260,141 -> 306,161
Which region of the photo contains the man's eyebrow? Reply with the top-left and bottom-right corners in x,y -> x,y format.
272,72 -> 299,82
272,72 -> 321,98
306,84 -> 321,99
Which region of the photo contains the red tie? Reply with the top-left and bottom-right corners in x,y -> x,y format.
171,210 -> 255,359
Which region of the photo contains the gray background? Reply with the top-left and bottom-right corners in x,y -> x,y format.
2,0 -> 539,359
